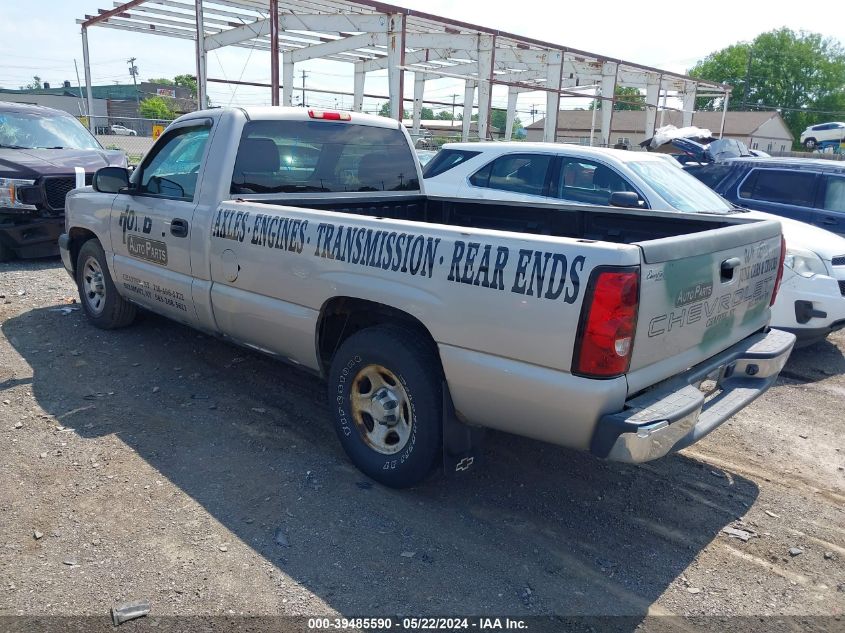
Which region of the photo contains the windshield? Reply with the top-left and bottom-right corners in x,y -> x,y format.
629,160 -> 733,213
0,110 -> 102,150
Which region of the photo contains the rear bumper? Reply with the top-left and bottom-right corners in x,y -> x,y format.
0,214 -> 63,258
591,328 -> 796,463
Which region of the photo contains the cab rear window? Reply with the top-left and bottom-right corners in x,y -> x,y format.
230,120 -> 419,194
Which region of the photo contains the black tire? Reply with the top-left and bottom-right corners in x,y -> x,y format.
75,239 -> 136,329
804,138 -> 817,150
328,325 -> 443,488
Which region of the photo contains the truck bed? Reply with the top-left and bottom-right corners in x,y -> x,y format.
246,194 -> 738,245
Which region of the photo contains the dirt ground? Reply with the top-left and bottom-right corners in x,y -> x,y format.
1,259 -> 843,629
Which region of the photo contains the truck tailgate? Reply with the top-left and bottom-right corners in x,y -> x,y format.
627,218 -> 783,394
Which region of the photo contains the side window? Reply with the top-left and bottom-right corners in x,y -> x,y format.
739,169 -> 816,206
138,125 -> 210,200
422,149 -> 480,178
468,154 -> 552,196
557,158 -> 635,205
822,176 -> 845,212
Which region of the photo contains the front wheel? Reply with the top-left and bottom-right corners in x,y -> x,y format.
804,138 -> 817,150
327,326 -> 443,488
75,239 -> 137,329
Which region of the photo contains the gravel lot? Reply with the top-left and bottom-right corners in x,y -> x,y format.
1,259 -> 843,628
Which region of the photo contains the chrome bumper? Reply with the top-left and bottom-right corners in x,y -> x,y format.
591,328 -> 796,463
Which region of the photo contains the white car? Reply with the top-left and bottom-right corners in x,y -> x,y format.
110,124 -> 137,136
424,142 -> 845,346
800,122 -> 845,150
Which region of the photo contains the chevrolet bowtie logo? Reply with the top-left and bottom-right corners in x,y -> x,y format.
455,456 -> 474,472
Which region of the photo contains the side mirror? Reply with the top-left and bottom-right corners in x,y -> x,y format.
93,166 -> 130,194
609,191 -> 641,209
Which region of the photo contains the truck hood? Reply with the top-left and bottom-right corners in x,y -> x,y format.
741,209 -> 845,259
0,147 -> 125,178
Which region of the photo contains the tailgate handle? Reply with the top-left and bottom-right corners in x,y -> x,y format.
720,257 -> 741,282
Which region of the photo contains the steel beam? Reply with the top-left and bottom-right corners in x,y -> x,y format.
462,80 -> 475,141
476,35 -> 494,141
543,50 -> 562,142
204,17 -> 271,51
282,56 -> 293,106
644,73 -> 660,141
353,62 -> 365,111
279,13 -> 388,33
386,14 -> 403,120
290,32 -> 386,63
682,82 -> 697,127
81,26 -> 95,132
600,61 -> 617,146
269,0 -> 279,105
505,86 -> 518,141
412,73 -> 424,135
195,0 -> 207,109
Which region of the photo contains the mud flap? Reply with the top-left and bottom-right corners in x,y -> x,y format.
442,382 -> 485,476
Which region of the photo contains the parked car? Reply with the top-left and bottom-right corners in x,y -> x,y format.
110,124 -> 137,136
0,101 -> 126,261
800,122 -> 845,150
60,107 -> 794,487
682,156 -> 845,236
424,142 -> 845,345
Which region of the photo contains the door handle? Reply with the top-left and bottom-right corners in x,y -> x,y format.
821,218 -> 838,226
170,218 -> 189,238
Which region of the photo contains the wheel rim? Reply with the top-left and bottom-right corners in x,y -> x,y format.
81,256 -> 107,316
350,364 -> 412,455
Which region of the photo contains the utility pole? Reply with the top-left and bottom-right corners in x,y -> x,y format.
127,57 -> 139,105
530,104 -> 537,123
451,94 -> 457,121
301,70 -> 308,108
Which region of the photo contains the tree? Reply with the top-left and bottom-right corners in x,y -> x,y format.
23,75 -> 42,90
378,102 -> 409,119
490,109 -> 523,135
420,107 -> 435,120
139,95 -> 176,120
588,86 -> 645,111
435,110 -> 454,120
689,28 -> 845,144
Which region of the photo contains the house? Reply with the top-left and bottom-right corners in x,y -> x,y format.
524,110 -> 794,152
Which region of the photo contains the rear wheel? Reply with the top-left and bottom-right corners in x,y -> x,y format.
804,138 -> 817,150
328,325 -> 442,488
76,239 -> 136,329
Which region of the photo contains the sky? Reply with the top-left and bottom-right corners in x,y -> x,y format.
1,0 -> 842,121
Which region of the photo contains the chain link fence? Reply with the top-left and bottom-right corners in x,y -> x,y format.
90,116 -> 170,165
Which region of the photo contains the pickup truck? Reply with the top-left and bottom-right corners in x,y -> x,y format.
59,107 -> 795,488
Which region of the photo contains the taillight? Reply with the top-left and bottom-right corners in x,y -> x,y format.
573,267 -> 640,378
308,109 -> 351,121
770,235 -> 786,306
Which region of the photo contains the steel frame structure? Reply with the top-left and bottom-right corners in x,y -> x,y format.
77,0 -> 731,143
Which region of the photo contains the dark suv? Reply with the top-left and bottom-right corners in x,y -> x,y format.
0,101 -> 126,261
685,157 -> 845,237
